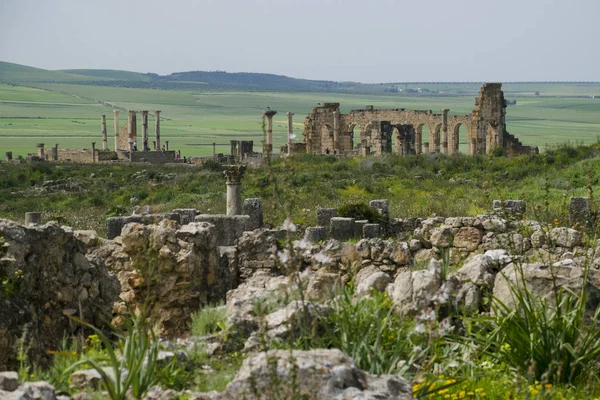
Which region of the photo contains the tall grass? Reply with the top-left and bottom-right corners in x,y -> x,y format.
467,263 -> 600,385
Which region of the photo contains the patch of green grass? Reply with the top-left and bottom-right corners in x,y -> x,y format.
191,304 -> 227,337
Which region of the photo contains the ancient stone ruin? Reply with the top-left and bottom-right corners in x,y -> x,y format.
299,83 -> 538,156
12,110 -> 180,165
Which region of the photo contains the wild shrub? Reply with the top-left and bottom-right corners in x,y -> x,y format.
191,304 -> 227,337
65,313 -> 159,400
467,263 -> 600,385
337,202 -> 383,223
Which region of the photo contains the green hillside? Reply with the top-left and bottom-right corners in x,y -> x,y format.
0,61 -> 108,83
62,69 -> 151,82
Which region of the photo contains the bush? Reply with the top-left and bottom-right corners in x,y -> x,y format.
191,304 -> 227,336
467,264 -> 600,385
337,202 -> 383,223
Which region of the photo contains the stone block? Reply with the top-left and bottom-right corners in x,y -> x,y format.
330,217 -> 355,241
25,212 -> 42,226
0,371 -> 19,391
362,223 -> 380,239
369,199 -> 389,221
106,213 -> 181,240
493,199 -> 526,216
304,226 -> 326,243
243,198 -> 263,230
354,219 -> 368,238
172,208 -> 197,225
195,214 -> 250,246
569,197 -> 590,226
317,208 -> 337,228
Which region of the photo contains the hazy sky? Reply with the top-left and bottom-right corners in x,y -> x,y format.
1,0 -> 599,83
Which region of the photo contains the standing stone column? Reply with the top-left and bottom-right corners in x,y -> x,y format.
5,152 -> 12,162
36,143 -> 45,159
113,110 -> 120,151
91,142 -> 96,163
224,165 -> 247,216
286,112 -> 294,156
424,142 -> 430,153
155,111 -> 161,151
51,144 -> 58,161
25,212 -> 42,226
101,115 -> 108,150
141,111 -> 148,151
441,109 -> 449,154
165,141 -> 169,151
127,111 -> 137,150
415,128 -> 422,155
213,143 -> 217,159
262,109 -> 277,155
333,111 -> 340,154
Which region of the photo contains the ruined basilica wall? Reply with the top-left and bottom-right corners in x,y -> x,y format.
57,149 -> 94,163
341,109 -> 447,153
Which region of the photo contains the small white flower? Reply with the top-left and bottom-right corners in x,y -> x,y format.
414,323 -> 426,334
277,249 -> 290,264
296,238 -> 311,250
313,251 -> 332,264
418,309 -> 436,322
281,217 -> 296,232
289,134 -> 297,140
437,318 -> 453,336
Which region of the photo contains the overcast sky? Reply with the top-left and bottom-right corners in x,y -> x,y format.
1,0 -> 598,83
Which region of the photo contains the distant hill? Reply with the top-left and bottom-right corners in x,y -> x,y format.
1,61 -> 599,96
62,69 -> 152,82
0,61 -> 109,83
0,61 -> 405,94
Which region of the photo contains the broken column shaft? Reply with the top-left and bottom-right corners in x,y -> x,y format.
286,112 -> 294,156
100,115 -> 108,150
113,110 -> 120,151
155,111 -> 161,150
141,111 -> 148,151
224,165 -> 247,216
262,110 -> 277,155
127,111 -> 137,150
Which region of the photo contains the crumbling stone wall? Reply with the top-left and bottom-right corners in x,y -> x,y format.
302,83 -> 535,156
90,220 -> 228,337
0,220 -> 119,370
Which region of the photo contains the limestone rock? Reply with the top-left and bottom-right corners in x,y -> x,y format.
0,372 -> 19,391
456,255 -> 495,288
429,225 -> 453,248
493,262 -> 600,311
210,349 -> 412,400
549,227 -> 582,248
392,260 -> 441,315
355,265 -> 391,296
453,227 -> 482,251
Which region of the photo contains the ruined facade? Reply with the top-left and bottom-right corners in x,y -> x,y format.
302,83 -> 537,156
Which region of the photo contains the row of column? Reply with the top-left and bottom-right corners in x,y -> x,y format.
261,109 -> 295,156
101,110 -> 161,152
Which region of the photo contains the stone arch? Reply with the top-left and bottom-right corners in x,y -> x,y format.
321,123 -> 334,153
450,123 -> 468,154
415,123 -> 429,153
347,122 -> 363,150
431,123 -> 442,154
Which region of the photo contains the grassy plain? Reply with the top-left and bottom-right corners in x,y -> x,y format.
1,80 -> 600,157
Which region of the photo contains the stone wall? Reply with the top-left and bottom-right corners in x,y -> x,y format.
89,220 -> 229,337
0,220 -> 119,370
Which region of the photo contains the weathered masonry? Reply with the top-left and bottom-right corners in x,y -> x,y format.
302,83 -> 537,156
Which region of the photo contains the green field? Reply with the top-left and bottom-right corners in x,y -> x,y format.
1,62 -> 600,157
